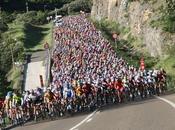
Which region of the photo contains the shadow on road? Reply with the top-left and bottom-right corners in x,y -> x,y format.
4,91 -> 175,130
99,91 -> 175,112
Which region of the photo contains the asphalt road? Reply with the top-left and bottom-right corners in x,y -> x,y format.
13,94 -> 175,130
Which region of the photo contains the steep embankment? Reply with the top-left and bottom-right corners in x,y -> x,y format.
91,0 -> 175,57
91,0 -> 175,89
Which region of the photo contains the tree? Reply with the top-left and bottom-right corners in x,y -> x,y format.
1,0 -> 75,11
0,19 -> 8,32
162,0 -> 175,33
0,35 -> 24,97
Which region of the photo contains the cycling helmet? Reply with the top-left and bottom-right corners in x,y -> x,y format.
7,91 -> 13,97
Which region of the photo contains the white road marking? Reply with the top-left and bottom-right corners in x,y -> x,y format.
155,96 -> 175,108
86,118 -> 92,123
69,110 -> 98,130
96,111 -> 100,115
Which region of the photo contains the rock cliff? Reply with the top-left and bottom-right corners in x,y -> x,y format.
91,0 -> 169,57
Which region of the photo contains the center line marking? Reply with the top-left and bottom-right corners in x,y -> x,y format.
69,109 -> 98,130
155,96 -> 175,108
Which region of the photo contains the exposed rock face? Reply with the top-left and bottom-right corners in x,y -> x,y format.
91,0 -> 165,57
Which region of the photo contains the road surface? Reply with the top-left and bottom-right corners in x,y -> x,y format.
13,93 -> 175,130
24,51 -> 46,90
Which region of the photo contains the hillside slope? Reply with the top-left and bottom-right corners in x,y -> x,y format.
91,0 -> 175,89
91,0 -> 175,57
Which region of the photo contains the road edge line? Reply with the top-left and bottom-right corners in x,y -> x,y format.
155,96 -> 175,108
69,109 -> 98,130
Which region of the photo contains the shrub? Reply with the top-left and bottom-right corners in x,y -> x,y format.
162,15 -> 175,33
0,19 -> 8,32
35,11 -> 47,24
68,0 -> 92,14
15,11 -> 47,25
49,0 -> 92,16
150,0 -> 175,33
0,11 -> 17,23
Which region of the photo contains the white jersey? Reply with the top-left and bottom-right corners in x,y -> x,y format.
24,94 -> 30,102
29,94 -> 37,101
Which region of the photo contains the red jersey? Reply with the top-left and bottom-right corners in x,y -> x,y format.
115,81 -> 124,92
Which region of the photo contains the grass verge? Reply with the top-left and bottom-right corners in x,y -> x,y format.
7,22 -> 52,51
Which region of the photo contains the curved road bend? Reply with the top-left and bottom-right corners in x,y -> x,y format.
13,94 -> 175,130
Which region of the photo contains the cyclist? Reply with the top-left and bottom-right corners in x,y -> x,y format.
4,91 -> 13,115
115,78 -> 124,103
28,90 -> 37,104
12,92 -> 22,108
75,85 -> 83,97
44,89 -> 55,114
52,86 -> 61,100
22,91 -> 31,119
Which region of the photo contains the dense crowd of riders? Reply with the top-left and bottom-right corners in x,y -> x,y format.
0,14 -> 167,127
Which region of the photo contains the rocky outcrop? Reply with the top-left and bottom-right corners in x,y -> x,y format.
91,0 -> 166,57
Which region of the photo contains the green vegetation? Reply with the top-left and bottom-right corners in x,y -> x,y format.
14,11 -> 47,25
3,18 -> 52,92
0,9 -> 53,97
150,0 -> 175,33
1,0 -> 74,11
130,0 -> 175,89
49,0 -> 92,16
23,23 -> 52,51
157,56 -> 175,90
1,0 -> 91,14
0,20 -> 8,32
6,22 -> 52,51
0,35 -> 24,97
91,0 -> 175,90
92,18 -> 175,90
156,44 -> 175,90
7,67 -> 22,90
92,18 -> 158,68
